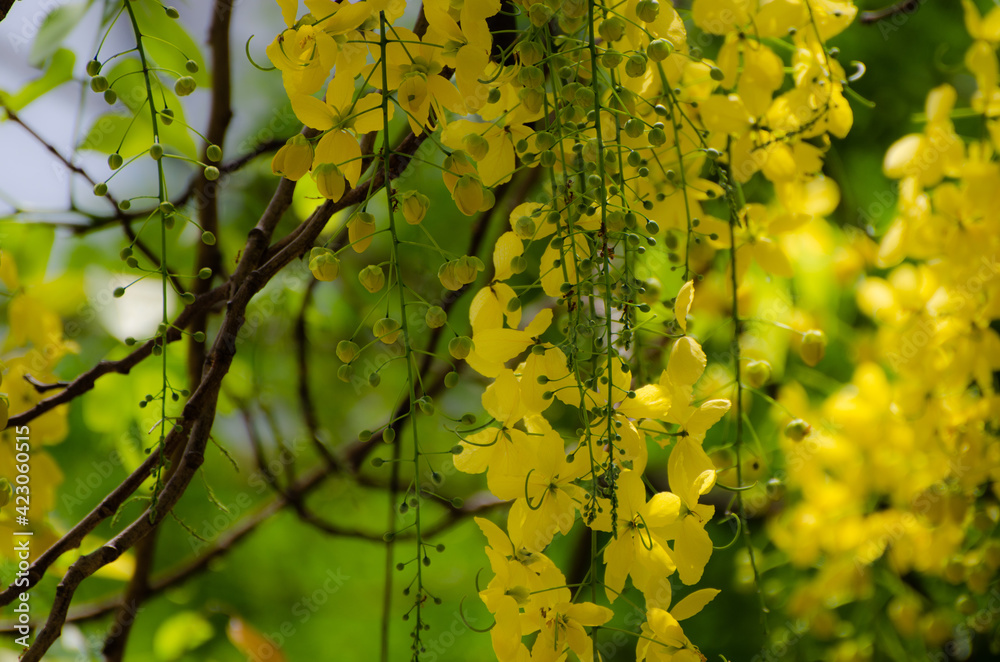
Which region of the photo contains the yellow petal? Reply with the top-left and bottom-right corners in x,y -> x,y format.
670,588 -> 720,621
674,280 -> 694,332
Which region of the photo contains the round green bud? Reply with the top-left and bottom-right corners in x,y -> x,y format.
636,0 -> 660,22
86,59 -> 102,76
709,66 -> 725,81
164,5 -> 179,18
337,364 -> 353,383
201,231 -> 216,245
198,267 -> 212,279
93,182 -> 108,196
160,108 -> 175,126
126,256 -> 139,268
108,153 -> 123,170
181,292 -> 195,304
185,59 -> 199,73
193,331 -> 206,342
444,372 -> 459,388
625,54 -> 647,78
647,38 -> 674,62
204,166 -> 220,181
104,89 -> 118,105
206,144 -> 223,162
448,336 -> 474,360
90,76 -> 108,93
149,143 -> 164,160
174,76 -> 197,96
425,305 -> 447,329
113,287 -> 125,298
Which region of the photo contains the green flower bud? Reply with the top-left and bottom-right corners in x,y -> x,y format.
448,336 -> 474,360
598,16 -> 625,43
206,144 -> 223,162
174,75 -> 197,96
201,231 -> 216,246
425,305 -> 447,329
149,143 -> 164,160
86,59 -> 102,76
160,108 -> 175,125
647,38 -> 674,62
462,132 -> 490,161
373,318 -> 401,344
636,0 -> 660,22
204,166 -> 220,181
336,340 -> 360,363
93,182 -> 108,196
90,76 -> 108,93
164,5 -> 180,18
185,59 -> 199,73
625,54 -> 648,78
104,89 -> 117,105
528,3 -> 553,27
108,153 -> 123,170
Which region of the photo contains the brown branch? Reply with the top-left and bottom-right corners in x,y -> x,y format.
859,0 -> 922,24
5,286 -> 227,430
102,3 -> 237,658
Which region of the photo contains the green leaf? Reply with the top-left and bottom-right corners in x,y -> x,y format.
153,611 -> 213,661
29,2 -> 90,68
0,48 -> 75,113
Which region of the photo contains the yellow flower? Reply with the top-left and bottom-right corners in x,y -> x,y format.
453,369 -> 532,498
591,471 -> 680,603
378,27 -> 464,135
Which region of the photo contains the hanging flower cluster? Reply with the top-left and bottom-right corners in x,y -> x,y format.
268,0 -> 860,658
761,1 -> 1000,656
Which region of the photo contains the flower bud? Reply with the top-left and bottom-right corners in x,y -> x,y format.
90,76 -> 109,93
744,360 -> 772,389
442,150 -> 477,193
453,174 -> 484,216
400,190 -> 429,225
308,247 -> 341,281
636,0 -> 659,22
206,144 -> 223,162
784,419 -> 810,442
598,16 -> 625,43
647,38 -> 674,62
359,264 -> 386,293
271,138 -> 313,180
373,318 -> 401,344
528,3 -> 553,26
86,59 -> 102,76
463,133 -> 490,161
312,162 -> 345,201
174,76 -> 197,96
0,395 -> 8,432
336,340 -> 360,363
799,329 -> 827,367
425,305 -> 447,329
515,41 -> 544,66
625,54 -> 647,78
448,336 -> 474,360
348,211 -> 376,253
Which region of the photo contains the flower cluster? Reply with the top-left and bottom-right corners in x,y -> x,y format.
267,0 -> 860,658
